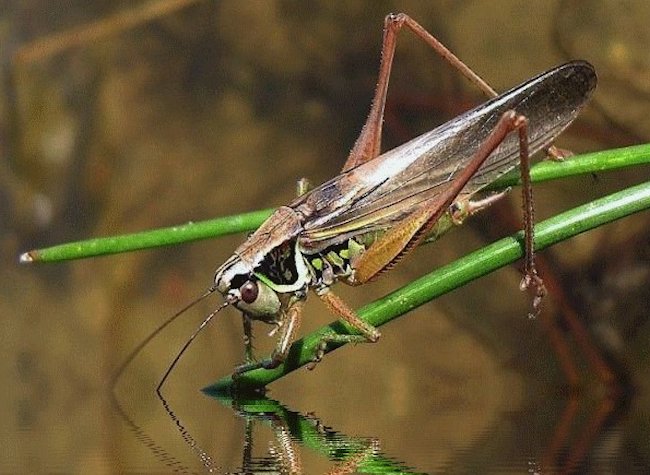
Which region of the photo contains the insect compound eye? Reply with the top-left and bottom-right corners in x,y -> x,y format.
235,279 -> 281,318
239,280 -> 259,304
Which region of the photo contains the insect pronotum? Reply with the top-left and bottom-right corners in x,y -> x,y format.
130,13 -> 597,390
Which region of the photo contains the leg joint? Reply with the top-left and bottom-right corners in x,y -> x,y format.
385,12 -> 407,28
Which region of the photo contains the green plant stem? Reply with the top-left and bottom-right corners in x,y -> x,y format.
19,144 -> 650,263
205,180 -> 650,394
488,142 -> 650,189
19,208 -> 275,263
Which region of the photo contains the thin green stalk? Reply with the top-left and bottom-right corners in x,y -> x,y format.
206,180 -> 650,393
19,144 -> 650,263
19,208 -> 275,263
488,143 -> 650,189
17,144 -> 650,392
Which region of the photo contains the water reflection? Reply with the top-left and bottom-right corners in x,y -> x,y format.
541,388 -> 630,473
110,352 -> 635,474
208,396 -> 384,474
112,384 -> 421,474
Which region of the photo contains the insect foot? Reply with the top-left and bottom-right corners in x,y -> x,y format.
306,336 -> 332,371
520,271 -> 548,319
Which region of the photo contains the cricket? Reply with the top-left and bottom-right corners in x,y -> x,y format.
149,13 -> 597,388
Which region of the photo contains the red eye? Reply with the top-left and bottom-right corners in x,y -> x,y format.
240,281 -> 259,304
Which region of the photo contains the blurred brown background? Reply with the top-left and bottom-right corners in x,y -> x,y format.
2,0 -> 649,473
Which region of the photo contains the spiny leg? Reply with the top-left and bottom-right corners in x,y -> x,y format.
233,298 -> 305,376
344,13 -> 562,170
516,119 -> 547,316
351,108 -> 546,309
343,13 -> 497,172
390,13 -> 563,163
309,288 -> 380,367
352,110 -> 530,283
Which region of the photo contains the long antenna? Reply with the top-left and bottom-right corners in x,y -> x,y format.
109,285 -> 223,473
110,285 -> 218,389
156,300 -> 229,392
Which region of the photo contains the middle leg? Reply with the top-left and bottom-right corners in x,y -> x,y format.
309,288 -> 381,367
234,298 -> 305,376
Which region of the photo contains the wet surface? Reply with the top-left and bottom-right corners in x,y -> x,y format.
3,1 -> 650,473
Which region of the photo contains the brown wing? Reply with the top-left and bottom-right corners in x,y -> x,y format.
291,61 -> 596,252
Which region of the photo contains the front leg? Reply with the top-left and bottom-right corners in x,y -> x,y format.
242,313 -> 255,364
234,298 -> 305,376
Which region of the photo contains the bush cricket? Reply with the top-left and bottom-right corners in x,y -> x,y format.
139,13 -> 597,389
